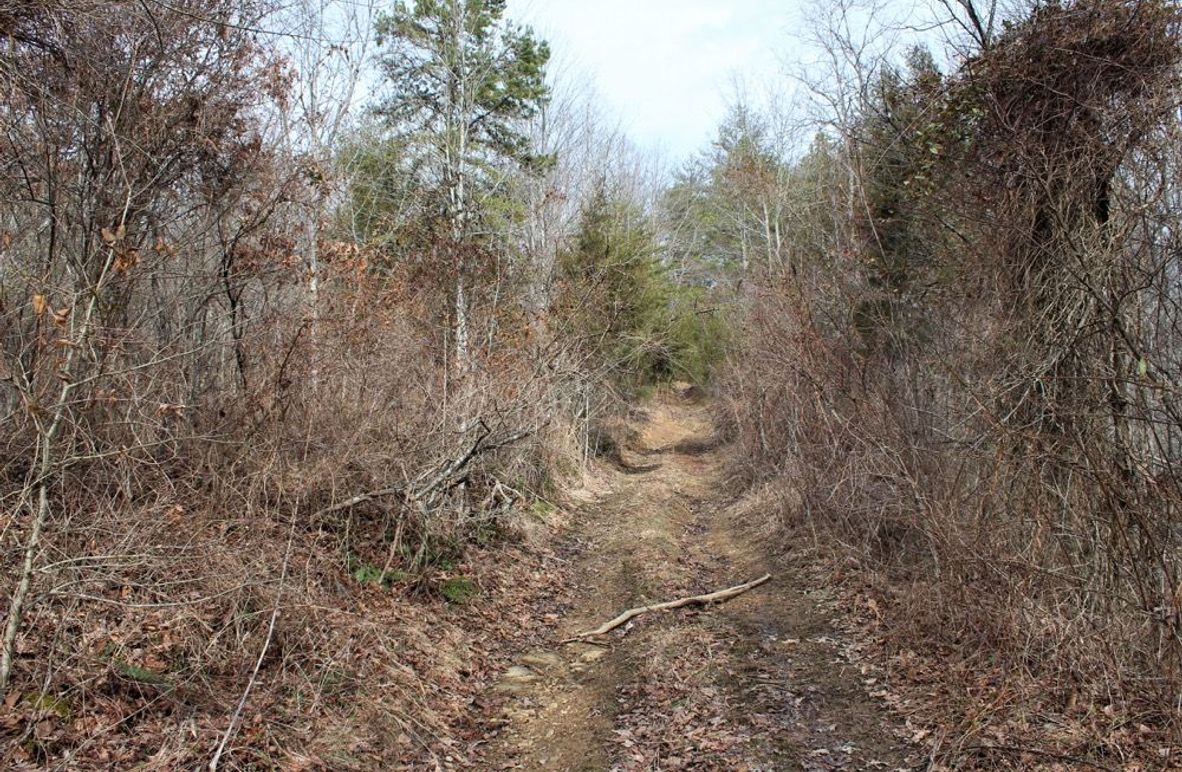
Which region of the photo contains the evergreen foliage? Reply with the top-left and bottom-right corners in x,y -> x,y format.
561,188 -> 726,388
374,0 -> 551,235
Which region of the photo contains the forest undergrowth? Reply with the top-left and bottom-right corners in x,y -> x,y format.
3,0 -> 1182,769
715,1 -> 1182,767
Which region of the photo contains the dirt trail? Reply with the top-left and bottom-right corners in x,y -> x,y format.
483,391 -> 914,771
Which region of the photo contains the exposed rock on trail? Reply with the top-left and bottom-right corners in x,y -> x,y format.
479,390 -> 916,771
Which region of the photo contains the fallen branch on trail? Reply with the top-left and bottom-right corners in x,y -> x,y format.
561,574 -> 772,643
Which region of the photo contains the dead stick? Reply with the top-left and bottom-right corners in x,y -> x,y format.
312,486 -> 405,519
561,574 -> 772,643
209,513 -> 297,771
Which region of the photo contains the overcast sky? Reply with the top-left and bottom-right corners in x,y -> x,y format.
505,0 -> 799,162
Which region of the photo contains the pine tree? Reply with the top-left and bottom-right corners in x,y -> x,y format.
375,0 -> 550,372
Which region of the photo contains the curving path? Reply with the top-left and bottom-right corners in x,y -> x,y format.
483,390 -> 914,771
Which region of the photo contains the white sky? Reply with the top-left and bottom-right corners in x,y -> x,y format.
505,0 -> 800,162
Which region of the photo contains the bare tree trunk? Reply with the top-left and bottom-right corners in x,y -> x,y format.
449,0 -> 472,377
454,272 -> 470,375
307,198 -> 322,389
280,0 -> 378,393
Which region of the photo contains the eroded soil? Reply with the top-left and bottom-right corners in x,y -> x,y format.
479,390 -> 918,771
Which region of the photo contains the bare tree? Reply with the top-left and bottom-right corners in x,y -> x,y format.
274,0 -> 378,388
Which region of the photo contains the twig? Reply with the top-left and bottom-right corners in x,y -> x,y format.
561,574 -> 772,643
311,485 -> 406,519
49,581 -> 280,609
208,515 -> 298,771
960,744 -> 1117,772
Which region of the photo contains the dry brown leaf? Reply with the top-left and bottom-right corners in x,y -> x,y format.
115,247 -> 139,272
34,718 -> 54,739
